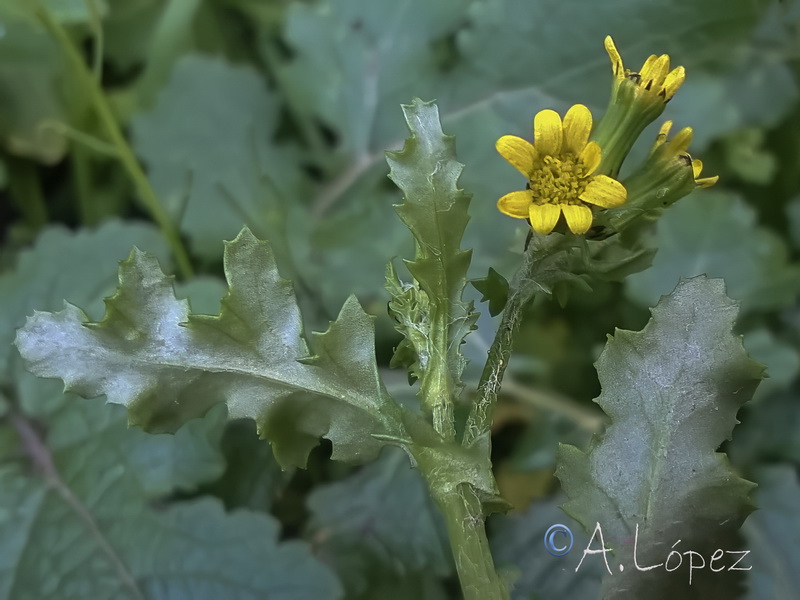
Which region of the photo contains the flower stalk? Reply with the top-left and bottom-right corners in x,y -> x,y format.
464,236 -> 546,447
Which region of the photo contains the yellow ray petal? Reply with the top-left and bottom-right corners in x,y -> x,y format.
563,104 -> 592,155
662,66 -> 685,100
561,204 -> 593,234
497,190 -> 533,218
580,175 -> 627,208
496,135 -> 538,177
692,159 -> 704,179
640,54 -> 670,90
639,55 -> 659,80
651,121 -> 673,153
604,36 -> 624,78
580,141 -> 602,175
533,109 -> 563,156
529,203 -> 560,234
666,126 -> 693,155
696,175 -> 719,189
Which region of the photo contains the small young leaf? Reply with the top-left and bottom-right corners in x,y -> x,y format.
385,262 -> 431,382
471,268 -> 509,317
386,98 -> 478,412
556,276 -> 763,598
15,227 -> 409,468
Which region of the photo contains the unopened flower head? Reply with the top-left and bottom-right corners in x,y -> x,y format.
604,36 -> 685,103
594,120 -> 718,234
496,104 -> 627,235
650,121 -> 718,189
591,36 -> 687,177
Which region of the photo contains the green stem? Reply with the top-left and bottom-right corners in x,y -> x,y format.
463,241 -> 538,448
437,484 -> 508,600
36,4 -> 194,278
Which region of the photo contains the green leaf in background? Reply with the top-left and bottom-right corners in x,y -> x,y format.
490,497 -> 603,600
132,55 -> 309,271
386,98 -> 477,418
729,386 -> 800,468
278,0 -> 466,162
722,128 -> 778,186
0,397 -> 341,600
203,419 -> 291,512
308,447 -> 451,596
348,570 -> 448,600
741,466 -> 800,600
15,227 -> 408,468
787,195 -> 800,251
556,276 -> 763,598
743,328 -> 800,402
626,192 -> 800,314
0,8 -> 67,163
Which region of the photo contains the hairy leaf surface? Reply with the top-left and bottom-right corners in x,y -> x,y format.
556,276 -> 763,598
0,221 -> 171,380
0,221 -> 339,599
15,227 -> 407,468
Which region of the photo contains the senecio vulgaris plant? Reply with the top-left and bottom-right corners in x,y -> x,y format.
15,35 -> 761,600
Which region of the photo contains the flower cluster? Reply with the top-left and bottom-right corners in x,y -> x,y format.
496,36 -> 715,236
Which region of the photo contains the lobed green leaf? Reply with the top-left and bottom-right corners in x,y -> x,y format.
556,276 -> 763,598
15,227 -> 408,468
386,98 -> 477,414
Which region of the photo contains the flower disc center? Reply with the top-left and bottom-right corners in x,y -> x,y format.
528,154 -> 588,206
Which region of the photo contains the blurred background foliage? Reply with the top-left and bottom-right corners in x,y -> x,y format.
1,0 -> 800,598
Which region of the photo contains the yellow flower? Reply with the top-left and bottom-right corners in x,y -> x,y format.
652,121 -> 718,188
496,104 -> 627,235
604,36 -> 685,102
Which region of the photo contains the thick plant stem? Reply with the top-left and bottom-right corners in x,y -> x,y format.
463,242 -> 538,447
437,484 -> 509,600
36,5 -> 194,279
